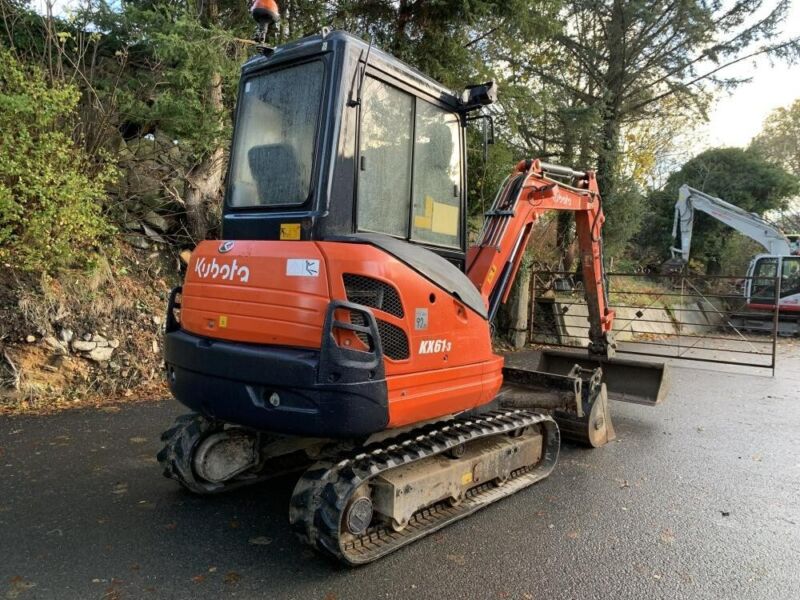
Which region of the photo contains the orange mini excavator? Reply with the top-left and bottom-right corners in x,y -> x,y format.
158,1 -> 666,565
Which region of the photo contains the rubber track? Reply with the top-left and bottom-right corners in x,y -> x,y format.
288,409 -> 559,565
157,413 -> 272,495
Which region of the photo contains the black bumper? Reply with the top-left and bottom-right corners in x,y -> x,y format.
164,301 -> 389,438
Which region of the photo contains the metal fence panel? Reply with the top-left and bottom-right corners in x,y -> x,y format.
528,270 -> 782,373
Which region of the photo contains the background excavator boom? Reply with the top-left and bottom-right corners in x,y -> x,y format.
671,184 -> 797,260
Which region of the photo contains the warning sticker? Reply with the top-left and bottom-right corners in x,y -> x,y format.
286,258 -> 320,277
280,223 -> 301,240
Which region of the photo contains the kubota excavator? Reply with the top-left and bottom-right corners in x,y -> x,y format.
157,0 -> 667,565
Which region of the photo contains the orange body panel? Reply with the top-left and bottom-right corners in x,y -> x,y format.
181,239 -> 503,430
318,243 -> 502,427
181,241 -> 330,348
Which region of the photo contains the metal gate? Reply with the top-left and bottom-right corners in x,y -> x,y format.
528,269 -> 783,374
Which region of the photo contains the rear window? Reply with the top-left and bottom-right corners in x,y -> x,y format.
228,61 -> 324,208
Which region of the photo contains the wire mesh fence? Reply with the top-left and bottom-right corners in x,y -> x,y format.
528,269 -> 783,373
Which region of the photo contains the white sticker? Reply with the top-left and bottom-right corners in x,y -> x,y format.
286,258 -> 320,277
415,308 -> 428,330
244,81 -> 251,93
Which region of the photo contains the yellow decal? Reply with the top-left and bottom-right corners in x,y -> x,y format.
218,315 -> 228,328
486,264 -> 497,285
280,223 -> 301,240
414,196 -> 459,236
414,197 -> 433,230
461,472 -> 473,486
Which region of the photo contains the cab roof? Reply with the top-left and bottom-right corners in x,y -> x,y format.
242,30 -> 461,110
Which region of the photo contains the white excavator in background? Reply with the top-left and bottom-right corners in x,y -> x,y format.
670,184 -> 800,334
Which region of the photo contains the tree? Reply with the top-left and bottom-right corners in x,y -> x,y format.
636,147 -> 798,273
750,98 -> 800,177
501,0 -> 800,252
0,47 -> 116,272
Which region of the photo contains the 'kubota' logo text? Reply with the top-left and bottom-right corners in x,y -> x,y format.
418,339 -> 452,354
194,257 -> 250,283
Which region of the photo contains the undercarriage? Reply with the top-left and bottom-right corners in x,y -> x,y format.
157,361 -> 619,564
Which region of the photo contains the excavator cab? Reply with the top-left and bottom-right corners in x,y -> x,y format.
746,255 -> 800,309
221,30 -> 489,270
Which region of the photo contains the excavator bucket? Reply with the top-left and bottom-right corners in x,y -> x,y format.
506,348 -> 669,406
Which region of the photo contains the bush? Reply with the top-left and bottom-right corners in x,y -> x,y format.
0,47 -> 116,272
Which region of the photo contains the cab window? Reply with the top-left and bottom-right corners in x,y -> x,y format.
781,257 -> 800,296
229,60 -> 324,208
357,77 -> 413,237
752,258 -> 778,302
411,102 -> 462,248
357,76 -> 462,249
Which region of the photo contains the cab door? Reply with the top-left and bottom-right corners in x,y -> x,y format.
746,255 -> 800,310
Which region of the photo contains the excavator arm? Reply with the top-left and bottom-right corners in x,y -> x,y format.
671,184 -> 795,260
466,159 -> 616,357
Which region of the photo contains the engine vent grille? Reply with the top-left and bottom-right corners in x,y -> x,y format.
349,312 -> 410,361
376,320 -> 410,361
343,274 -> 404,318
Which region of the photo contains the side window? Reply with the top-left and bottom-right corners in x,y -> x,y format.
781,257 -> 800,297
357,77 -> 414,237
411,101 -> 461,248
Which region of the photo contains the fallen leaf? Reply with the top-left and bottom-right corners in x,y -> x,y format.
248,536 -> 272,546
566,530 -> 579,540
446,553 -> 466,565
192,575 -> 206,584
659,528 -> 675,544
224,572 -> 241,585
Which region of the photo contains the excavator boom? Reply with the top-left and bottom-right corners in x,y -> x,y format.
467,159 -> 616,356
671,184 -> 796,260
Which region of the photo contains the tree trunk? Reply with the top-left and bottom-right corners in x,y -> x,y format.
184,0 -> 225,242
393,0 -> 413,54
183,71 -> 225,242
556,116 -> 576,270
596,0 -> 625,203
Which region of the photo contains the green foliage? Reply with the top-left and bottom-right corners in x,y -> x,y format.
495,0 -> 798,251
0,47 -> 116,272
94,4 -> 246,159
635,148 -> 799,272
750,98 -> 800,177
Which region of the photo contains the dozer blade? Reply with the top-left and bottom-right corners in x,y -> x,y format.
505,348 -> 669,406
499,364 -> 616,447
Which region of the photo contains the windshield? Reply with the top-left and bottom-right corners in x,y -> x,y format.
228,60 -> 324,208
